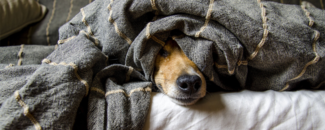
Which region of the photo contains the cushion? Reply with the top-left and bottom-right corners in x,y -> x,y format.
0,0 -> 47,40
0,0 -> 91,46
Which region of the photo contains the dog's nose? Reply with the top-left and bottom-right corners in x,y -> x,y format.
176,75 -> 202,94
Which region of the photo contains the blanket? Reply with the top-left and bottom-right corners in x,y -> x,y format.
0,0 -> 324,129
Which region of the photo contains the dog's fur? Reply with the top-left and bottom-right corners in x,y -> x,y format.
154,39 -> 206,105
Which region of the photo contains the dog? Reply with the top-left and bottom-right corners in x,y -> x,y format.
154,38 -> 206,105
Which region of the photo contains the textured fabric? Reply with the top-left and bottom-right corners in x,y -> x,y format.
0,45 -> 55,67
0,0 -> 324,130
0,0 -> 47,40
58,0 -> 325,91
0,0 -> 323,46
145,91 -> 325,130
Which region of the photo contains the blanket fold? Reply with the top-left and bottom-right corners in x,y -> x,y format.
0,0 -> 324,129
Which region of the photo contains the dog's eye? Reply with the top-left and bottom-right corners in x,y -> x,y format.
159,49 -> 169,58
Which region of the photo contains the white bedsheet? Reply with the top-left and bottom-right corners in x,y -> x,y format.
144,90 -> 325,130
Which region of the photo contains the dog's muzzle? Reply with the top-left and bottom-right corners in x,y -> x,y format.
168,74 -> 204,105
176,75 -> 202,94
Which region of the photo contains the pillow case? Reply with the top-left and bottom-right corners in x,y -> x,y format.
0,0 -> 91,46
145,91 -> 325,130
0,0 -> 47,40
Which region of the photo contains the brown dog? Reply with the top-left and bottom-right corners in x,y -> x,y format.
154,39 -> 206,105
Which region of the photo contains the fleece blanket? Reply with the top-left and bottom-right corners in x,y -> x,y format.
0,0 -> 324,129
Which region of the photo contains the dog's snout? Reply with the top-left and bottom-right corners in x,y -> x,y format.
176,75 -> 202,94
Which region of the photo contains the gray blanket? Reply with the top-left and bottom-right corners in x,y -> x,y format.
0,0 -> 324,129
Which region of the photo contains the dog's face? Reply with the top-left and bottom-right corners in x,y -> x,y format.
154,39 -> 206,105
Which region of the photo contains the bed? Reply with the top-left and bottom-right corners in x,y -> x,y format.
145,91 -> 325,130
0,0 -> 324,129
